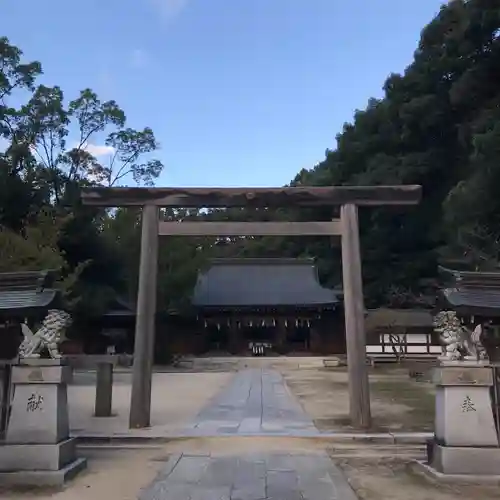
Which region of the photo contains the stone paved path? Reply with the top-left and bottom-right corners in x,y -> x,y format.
186,369 -> 318,436
139,451 -> 358,500
139,369 -> 359,499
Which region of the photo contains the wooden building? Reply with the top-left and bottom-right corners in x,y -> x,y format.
190,258 -> 344,355
98,296 -> 136,351
365,308 -> 440,358
69,296 -> 137,355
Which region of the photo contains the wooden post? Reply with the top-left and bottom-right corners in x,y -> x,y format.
228,319 -> 241,354
274,318 -> 287,353
340,203 -> 371,428
227,318 -> 237,354
129,204 -> 159,428
95,363 -> 113,417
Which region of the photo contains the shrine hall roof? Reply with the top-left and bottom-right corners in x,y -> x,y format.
0,270 -> 60,314
439,266 -> 500,316
192,258 -> 339,309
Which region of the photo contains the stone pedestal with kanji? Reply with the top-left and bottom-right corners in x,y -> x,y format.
0,359 -> 86,486
424,362 -> 500,477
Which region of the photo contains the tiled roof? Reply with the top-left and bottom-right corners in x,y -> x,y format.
0,270 -> 57,291
438,266 -> 500,288
439,267 -> 500,316
192,258 -> 339,308
0,270 -> 59,313
0,289 -> 58,311
104,297 -> 135,317
365,308 -> 433,329
442,288 -> 500,316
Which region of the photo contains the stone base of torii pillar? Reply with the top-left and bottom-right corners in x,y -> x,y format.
0,358 -> 86,486
414,361 -> 500,480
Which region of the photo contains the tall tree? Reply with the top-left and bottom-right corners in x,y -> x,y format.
0,37 -> 43,230
210,0 -> 500,306
0,37 -> 168,320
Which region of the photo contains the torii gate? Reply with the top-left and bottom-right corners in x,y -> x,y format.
81,185 -> 422,429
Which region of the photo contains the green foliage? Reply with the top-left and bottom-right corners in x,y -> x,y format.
0,37 -> 171,323
208,0 -> 500,306
0,212 -> 65,272
103,208 -> 211,313
0,210 -> 88,311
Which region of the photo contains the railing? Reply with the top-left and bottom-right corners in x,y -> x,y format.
366,332 -> 441,357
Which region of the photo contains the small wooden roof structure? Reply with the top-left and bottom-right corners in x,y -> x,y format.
0,270 -> 61,317
102,296 -> 135,318
438,266 -> 500,317
192,258 -> 340,312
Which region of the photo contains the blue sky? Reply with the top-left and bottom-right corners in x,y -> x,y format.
2,0 -> 445,187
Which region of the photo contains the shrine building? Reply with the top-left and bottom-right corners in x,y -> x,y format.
190,258 -> 345,355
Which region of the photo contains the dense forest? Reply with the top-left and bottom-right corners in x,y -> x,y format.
1,0 -> 500,321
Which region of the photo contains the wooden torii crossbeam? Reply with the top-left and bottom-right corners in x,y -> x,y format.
80,185 -> 422,430
81,185 -> 421,207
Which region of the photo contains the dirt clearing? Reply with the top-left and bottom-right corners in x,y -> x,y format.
69,371 -> 232,436
282,365 -> 435,432
0,449 -> 163,500
335,457 -> 500,500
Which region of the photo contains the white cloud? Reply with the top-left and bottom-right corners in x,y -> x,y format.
82,143 -> 115,157
130,49 -> 149,68
150,0 -> 189,21
68,142 -> 115,158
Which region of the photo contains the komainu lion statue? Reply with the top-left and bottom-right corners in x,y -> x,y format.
433,310 -> 488,362
19,309 -> 72,359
